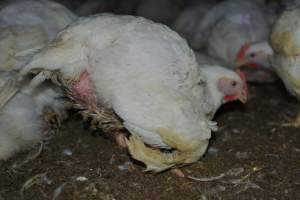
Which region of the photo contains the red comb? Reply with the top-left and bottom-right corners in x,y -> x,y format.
236,42 -> 251,61
224,94 -> 236,101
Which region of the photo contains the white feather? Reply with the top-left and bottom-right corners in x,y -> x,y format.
199,65 -> 242,116
205,0 -> 269,66
0,90 -> 42,160
0,71 -> 68,160
270,7 -> 300,99
20,14 -> 213,150
0,0 -> 76,71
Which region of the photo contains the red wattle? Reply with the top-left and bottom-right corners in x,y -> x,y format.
236,42 -> 251,60
246,62 -> 259,68
224,95 -> 236,101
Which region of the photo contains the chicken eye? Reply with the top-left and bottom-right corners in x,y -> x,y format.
231,81 -> 237,87
249,53 -> 256,58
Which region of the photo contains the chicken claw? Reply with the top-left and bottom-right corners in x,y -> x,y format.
170,168 -> 185,178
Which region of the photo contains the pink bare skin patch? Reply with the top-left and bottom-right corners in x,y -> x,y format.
221,69 -> 248,103
70,71 -> 127,148
71,71 -> 97,105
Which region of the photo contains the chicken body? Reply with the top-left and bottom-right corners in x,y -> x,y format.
0,14 -> 247,171
271,7 -> 300,127
0,14 -> 216,171
0,0 -> 76,71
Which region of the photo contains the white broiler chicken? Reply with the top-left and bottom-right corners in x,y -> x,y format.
0,0 -> 76,71
0,72 -> 69,160
270,6 -> 300,127
174,0 -> 276,83
234,3 -> 300,125
0,14 -> 247,171
195,52 -> 247,117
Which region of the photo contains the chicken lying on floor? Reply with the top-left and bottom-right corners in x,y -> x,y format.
0,72 -> 69,160
0,14 -> 247,171
0,0 -> 76,71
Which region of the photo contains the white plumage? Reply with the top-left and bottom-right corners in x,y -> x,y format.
194,52 -> 246,116
0,72 -> 68,160
0,0 -> 76,71
270,7 -> 300,127
0,14 -> 247,171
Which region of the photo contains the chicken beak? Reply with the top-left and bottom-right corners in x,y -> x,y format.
235,57 -> 248,68
236,69 -> 248,104
236,90 -> 247,103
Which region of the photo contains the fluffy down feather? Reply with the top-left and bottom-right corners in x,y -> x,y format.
0,72 -> 68,160
0,89 -> 42,160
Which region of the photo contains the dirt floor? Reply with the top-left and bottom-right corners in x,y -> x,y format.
0,82 -> 299,200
